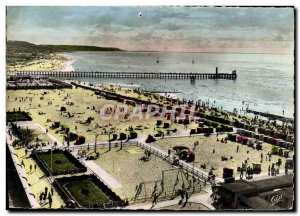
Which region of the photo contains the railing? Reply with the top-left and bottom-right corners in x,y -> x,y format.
8,71 -> 237,80
70,140 -> 138,151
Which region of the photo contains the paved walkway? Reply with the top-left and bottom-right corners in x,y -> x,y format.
124,190 -> 215,210
6,133 -> 40,208
15,122 -> 64,148
82,160 -> 122,189
244,169 -> 288,181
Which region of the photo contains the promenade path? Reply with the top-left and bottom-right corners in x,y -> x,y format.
15,121 -> 64,148
124,189 -> 215,210
6,132 -> 40,208
81,160 -> 122,189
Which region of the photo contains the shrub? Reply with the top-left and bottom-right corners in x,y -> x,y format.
118,133 -> 127,141
129,131 -> 137,139
271,146 -> 279,154
227,133 -> 236,142
109,134 -> 118,142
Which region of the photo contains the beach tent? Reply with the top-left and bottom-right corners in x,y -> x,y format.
257,140 -> 263,145
76,135 -> 86,145
237,128 -> 243,134
190,129 -> 196,135
60,106 -> 66,112
287,135 -> 294,142
269,137 -> 276,145
242,137 -> 248,145
286,142 -> 293,151
227,133 -> 236,142
129,131 -> 137,139
252,162 -> 261,173
118,133 -> 127,141
237,135 -> 243,143
198,122 -> 204,127
286,158 -> 294,169
196,127 -> 203,134
145,135 -> 156,143
247,138 -> 255,146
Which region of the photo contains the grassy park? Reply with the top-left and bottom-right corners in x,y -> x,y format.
63,180 -> 109,207
7,111 -> 32,122
39,152 -> 77,173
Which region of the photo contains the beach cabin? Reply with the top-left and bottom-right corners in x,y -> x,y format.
285,158 -> 294,169
247,138 -> 255,147
252,162 -> 261,174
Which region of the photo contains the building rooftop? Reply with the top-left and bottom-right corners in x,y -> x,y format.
221,175 -> 293,195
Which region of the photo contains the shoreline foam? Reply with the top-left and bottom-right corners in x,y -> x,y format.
61,60 -> 75,72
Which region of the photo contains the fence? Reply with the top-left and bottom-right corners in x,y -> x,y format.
70,140 -> 138,151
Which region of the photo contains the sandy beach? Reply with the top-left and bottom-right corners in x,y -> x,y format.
6,53 -> 73,71
61,59 -> 75,71
6,87 -> 198,143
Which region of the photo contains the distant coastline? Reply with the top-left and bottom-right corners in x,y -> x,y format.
6,40 -> 122,71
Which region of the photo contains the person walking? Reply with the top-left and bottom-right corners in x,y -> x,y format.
48,195 -> 53,208
21,159 -> 25,168
44,187 -> 48,200
39,192 -> 44,203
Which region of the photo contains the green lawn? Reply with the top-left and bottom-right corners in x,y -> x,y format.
40,152 -> 76,172
63,180 -> 109,207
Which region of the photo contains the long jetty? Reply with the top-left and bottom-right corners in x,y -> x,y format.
7,68 -> 237,80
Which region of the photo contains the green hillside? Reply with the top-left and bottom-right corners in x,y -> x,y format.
46,44 -> 122,52
6,41 -> 123,66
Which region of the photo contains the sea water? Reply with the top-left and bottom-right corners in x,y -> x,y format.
63,51 -> 294,118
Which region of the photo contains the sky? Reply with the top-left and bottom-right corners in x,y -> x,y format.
6,6 -> 294,54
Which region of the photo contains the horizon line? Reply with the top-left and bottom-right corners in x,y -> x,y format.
7,40 -> 293,56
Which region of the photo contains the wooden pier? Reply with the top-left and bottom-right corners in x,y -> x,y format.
7,68 -> 237,80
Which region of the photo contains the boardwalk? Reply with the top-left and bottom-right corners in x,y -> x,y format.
6,133 -> 40,208
8,70 -> 237,80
